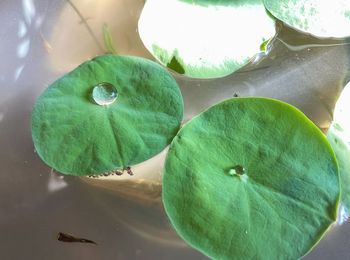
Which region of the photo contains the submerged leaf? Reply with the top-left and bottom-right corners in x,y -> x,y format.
31,55 -> 183,176
103,23 -> 117,54
263,0 -> 350,38
138,0 -> 275,79
167,56 -> 186,74
163,97 -> 339,259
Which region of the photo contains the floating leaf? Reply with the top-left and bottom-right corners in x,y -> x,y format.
327,82 -> 350,209
163,97 -> 339,259
327,126 -> 350,211
263,0 -> 350,38
31,55 -> 183,176
138,0 -> 276,78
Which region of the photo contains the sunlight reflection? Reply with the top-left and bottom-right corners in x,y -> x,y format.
327,82 -> 350,226
35,15 -> 44,29
14,65 -> 25,81
17,39 -> 30,58
47,169 -> 68,193
337,204 -> 350,226
138,0 -> 275,78
22,0 -> 35,25
18,20 -> 27,38
333,81 -> 350,143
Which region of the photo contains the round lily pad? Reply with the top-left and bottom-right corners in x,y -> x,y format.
263,0 -> 350,38
138,0 -> 276,79
327,82 -> 350,210
31,55 -> 183,176
327,125 -> 350,211
163,97 -> 339,259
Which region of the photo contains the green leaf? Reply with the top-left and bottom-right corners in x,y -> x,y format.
327,125 -> 350,210
166,56 -> 186,75
263,0 -> 350,38
138,0 -> 276,79
31,55 -> 183,176
163,97 -> 339,259
326,83 -> 350,210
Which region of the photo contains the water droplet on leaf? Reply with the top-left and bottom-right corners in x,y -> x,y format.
228,165 -> 248,182
229,165 -> 246,176
92,82 -> 118,106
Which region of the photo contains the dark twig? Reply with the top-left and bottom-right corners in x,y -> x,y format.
57,232 -> 97,245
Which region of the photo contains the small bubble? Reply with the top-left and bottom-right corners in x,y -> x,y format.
115,170 -> 123,176
228,165 -> 248,182
125,166 -> 134,176
228,169 -> 235,176
92,82 -> 118,106
229,165 -> 245,176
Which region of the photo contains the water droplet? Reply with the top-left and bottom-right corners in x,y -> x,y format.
115,170 -> 123,176
92,82 -> 118,106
